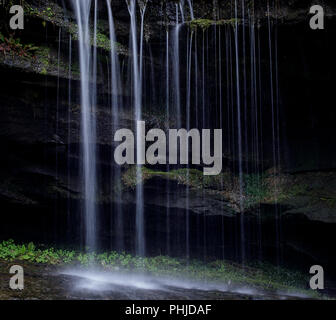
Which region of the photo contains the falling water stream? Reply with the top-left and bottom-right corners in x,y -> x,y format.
173,5 -> 182,129
233,0 -> 245,264
67,33 -> 72,239
106,0 -> 124,251
187,0 -> 194,20
127,0 -> 145,257
72,0 -> 97,250
165,29 -> 171,255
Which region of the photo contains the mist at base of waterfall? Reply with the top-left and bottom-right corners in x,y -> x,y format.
59,268 -> 309,300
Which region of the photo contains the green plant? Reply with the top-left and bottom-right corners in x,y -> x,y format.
0,33 -> 39,58
244,174 -> 269,207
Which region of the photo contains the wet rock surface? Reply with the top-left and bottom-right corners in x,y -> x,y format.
0,260 -> 312,300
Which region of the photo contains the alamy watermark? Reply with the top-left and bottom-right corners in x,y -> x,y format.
114,122 -> 222,176
0,2 -> 24,30
309,265 -> 324,290
9,265 -> 24,290
9,5 -> 24,30
310,5 -> 325,30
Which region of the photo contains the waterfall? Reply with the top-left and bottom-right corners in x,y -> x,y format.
242,0 -> 249,174
225,27 -> 230,157
218,27 -> 222,130
267,2 -> 277,172
202,29 -> 208,261
92,0 -> 97,115
61,0 -> 288,265
186,33 -> 193,129
194,30 -> 198,126
166,29 -> 170,255
202,30 -> 205,127
148,44 -> 156,107
187,0 -> 194,20
249,8 -> 262,259
139,1 -> 147,257
229,28 -> 235,170
214,25 -> 218,127
67,33 -> 72,240
267,1 -> 279,265
72,0 -> 97,250
218,26 -> 225,259
173,5 -> 181,129
267,0 -> 282,265
127,0 -> 145,257
257,26 -> 264,173
166,31 -> 170,118
179,1 -> 185,23
274,14 -> 283,265
56,27 -> 61,183
206,29 -> 210,128
106,0 -> 124,251
185,30 -> 194,259
234,0 -> 245,264
139,1 -> 148,92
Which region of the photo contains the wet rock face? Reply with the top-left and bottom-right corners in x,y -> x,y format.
0,1 -> 335,193
0,0 -> 335,274
0,260 -> 313,300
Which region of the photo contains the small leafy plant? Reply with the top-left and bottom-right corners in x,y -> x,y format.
0,33 -> 39,58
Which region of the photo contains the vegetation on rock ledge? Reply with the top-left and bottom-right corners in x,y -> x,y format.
122,167 -> 336,216
189,18 -> 241,30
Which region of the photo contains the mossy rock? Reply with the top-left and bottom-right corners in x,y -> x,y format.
189,18 -> 241,30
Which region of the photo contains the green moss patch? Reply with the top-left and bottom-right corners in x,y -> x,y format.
189,18 -> 241,30
24,0 -> 127,55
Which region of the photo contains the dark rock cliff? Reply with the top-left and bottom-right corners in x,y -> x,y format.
0,0 -> 335,267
